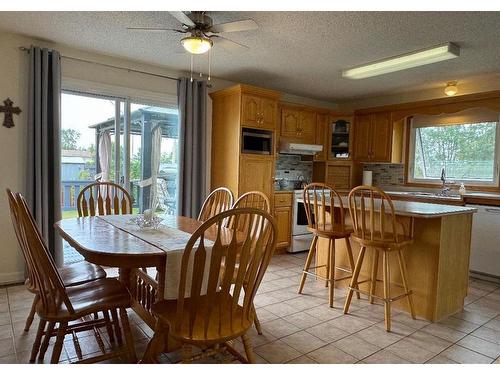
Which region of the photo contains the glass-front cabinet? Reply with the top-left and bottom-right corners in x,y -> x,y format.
329,116 -> 352,160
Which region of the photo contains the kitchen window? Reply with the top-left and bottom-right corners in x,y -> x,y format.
408,108 -> 500,186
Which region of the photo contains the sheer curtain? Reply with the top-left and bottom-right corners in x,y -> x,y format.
149,124 -> 162,211
26,46 -> 62,259
177,77 -> 207,218
97,130 -> 111,181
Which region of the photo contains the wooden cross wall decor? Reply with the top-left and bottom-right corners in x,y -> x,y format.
0,98 -> 22,128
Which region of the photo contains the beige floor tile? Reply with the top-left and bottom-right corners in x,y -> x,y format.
282,311 -> 329,330
420,322 -> 468,342
327,315 -> 375,334
471,326 -> 500,345
425,354 -> 459,364
457,334 -> 500,359
303,304 -> 344,321
286,355 -> 318,364
438,316 -> 481,334
483,317 -> 500,331
354,325 -> 406,348
452,309 -> 493,325
284,295 -> 324,310
373,320 -> 417,336
279,330 -> 327,354
255,308 -> 279,323
244,326 -> 277,348
363,349 -> 411,364
391,313 -> 430,330
404,330 -> 453,353
0,313 -> 11,326
0,324 -> 13,340
254,341 -> 301,363
264,302 -> 303,317
253,294 -> 281,308
332,335 -> 381,360
440,344 -> 493,364
263,318 -> 302,339
305,320 -> 351,343
0,337 -> 14,358
386,337 -> 435,363
0,353 -> 16,363
307,343 -> 357,364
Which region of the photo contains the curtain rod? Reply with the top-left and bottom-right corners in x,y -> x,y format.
19,46 -> 180,82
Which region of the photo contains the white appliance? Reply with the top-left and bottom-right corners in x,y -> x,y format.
289,189 -> 331,253
280,141 -> 323,156
468,204 -> 500,279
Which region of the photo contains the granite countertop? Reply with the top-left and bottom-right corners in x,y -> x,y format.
297,196 -> 477,218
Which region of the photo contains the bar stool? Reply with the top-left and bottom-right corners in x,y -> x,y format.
343,185 -> 416,332
298,183 -> 359,308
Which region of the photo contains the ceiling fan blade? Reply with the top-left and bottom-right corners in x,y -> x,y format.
168,11 -> 196,27
127,27 -> 186,33
211,19 -> 258,33
211,35 -> 249,51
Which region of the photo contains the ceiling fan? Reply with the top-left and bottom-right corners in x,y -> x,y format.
127,11 -> 258,54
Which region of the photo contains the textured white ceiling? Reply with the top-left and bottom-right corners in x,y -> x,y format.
0,11 -> 499,102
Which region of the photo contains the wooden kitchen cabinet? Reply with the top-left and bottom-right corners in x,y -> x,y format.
241,93 -> 278,130
353,112 -> 393,162
314,113 -> 328,161
274,192 -> 293,249
239,154 -> 275,201
325,162 -> 353,190
280,105 -> 316,143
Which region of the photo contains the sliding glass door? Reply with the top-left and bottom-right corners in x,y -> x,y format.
60,91 -> 179,219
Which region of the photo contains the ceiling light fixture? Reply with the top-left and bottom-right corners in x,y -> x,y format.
342,43 -> 460,79
444,81 -> 458,96
181,36 -> 213,55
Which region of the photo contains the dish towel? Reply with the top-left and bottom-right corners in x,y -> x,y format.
99,214 -> 213,300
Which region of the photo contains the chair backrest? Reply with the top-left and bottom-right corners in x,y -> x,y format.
174,208 -> 276,340
302,183 -> 346,234
230,191 -> 270,231
77,182 -> 132,217
348,185 -> 400,243
9,192 -> 74,315
197,187 -> 234,222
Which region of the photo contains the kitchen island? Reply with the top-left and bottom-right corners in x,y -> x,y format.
306,198 -> 477,322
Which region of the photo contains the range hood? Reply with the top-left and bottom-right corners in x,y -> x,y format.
279,140 -> 323,155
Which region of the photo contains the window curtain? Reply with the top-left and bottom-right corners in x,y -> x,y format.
177,77 -> 207,218
26,46 -> 62,259
97,130 -> 111,181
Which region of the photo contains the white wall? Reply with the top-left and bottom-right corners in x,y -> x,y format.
0,30 -> 337,284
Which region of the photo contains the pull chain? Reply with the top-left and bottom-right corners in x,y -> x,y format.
190,54 -> 193,82
208,48 -> 212,81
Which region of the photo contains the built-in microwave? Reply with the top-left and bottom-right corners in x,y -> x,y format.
241,128 -> 273,155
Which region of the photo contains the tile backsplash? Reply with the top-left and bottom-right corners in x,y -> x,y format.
363,163 -> 404,187
275,154 -> 313,181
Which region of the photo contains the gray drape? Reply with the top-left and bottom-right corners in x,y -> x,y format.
177,77 -> 207,218
26,46 -> 62,259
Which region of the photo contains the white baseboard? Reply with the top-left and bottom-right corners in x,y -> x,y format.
0,271 -> 24,286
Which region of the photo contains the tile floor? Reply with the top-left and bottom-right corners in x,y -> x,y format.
1,252 -> 500,364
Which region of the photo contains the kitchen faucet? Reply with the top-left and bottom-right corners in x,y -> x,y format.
440,167 -> 451,195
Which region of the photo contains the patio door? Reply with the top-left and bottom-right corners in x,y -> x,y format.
60,91 -> 179,219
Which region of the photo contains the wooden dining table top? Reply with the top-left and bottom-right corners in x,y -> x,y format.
54,214 -> 226,268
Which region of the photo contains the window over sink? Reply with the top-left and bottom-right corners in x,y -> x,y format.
408,108 -> 500,186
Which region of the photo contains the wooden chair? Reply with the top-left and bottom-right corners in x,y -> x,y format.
77,181 -> 132,217
6,189 -> 107,339
298,183 -> 359,307
197,187 -> 234,222
230,191 -> 270,335
343,185 -> 416,332
142,208 -> 276,364
9,192 -> 137,363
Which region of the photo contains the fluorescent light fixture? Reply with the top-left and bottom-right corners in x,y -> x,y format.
342,43 -> 460,79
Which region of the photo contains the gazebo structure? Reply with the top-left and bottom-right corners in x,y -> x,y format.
89,106 -> 179,213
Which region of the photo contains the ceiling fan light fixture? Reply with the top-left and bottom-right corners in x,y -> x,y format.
181,36 -> 213,55
444,81 -> 458,96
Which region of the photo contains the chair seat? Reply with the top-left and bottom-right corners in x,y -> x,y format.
152,293 -> 253,345
39,278 -> 131,321
59,261 -> 106,287
307,225 -> 353,239
350,232 -> 413,250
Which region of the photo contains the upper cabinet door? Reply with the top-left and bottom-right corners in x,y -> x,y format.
371,112 -> 392,162
299,111 -> 316,143
353,114 -> 372,162
260,97 -> 278,130
314,113 -> 328,161
281,108 -> 301,138
241,94 -> 261,128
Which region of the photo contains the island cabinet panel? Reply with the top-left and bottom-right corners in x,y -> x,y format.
314,207 -> 475,322
239,155 -> 275,202
353,112 -> 393,162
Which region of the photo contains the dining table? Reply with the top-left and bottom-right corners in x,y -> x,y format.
54,213 -> 238,351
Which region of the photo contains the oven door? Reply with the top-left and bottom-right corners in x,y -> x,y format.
292,200 -> 310,236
